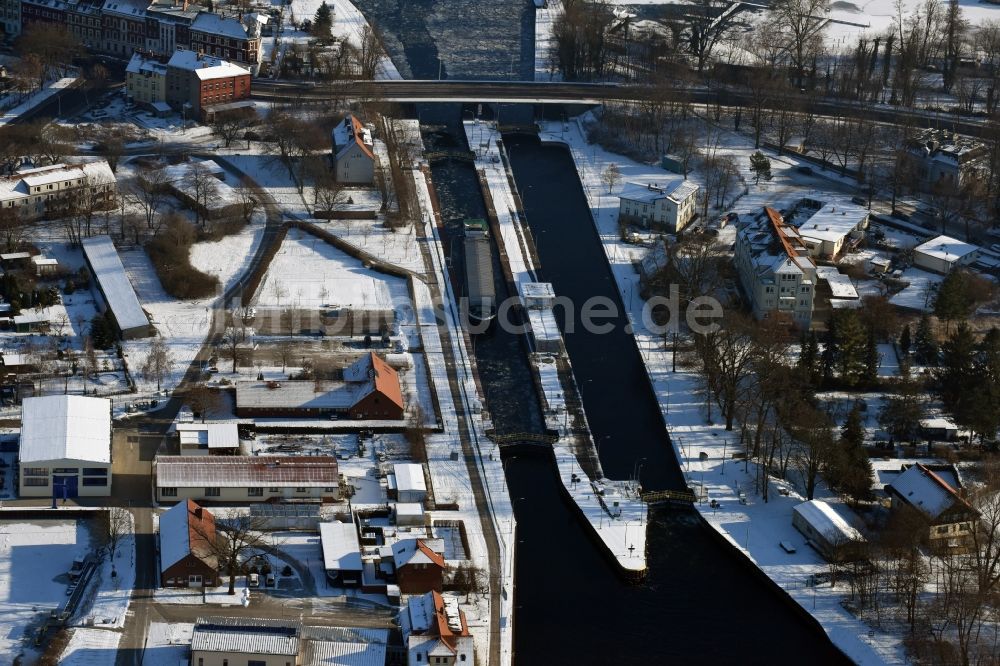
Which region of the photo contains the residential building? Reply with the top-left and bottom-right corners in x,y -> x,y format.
81,235 -> 155,339
190,617 -> 301,666
17,0 -> 263,74
319,520 -> 363,587
154,455 -> 341,503
175,422 -> 240,456
392,538 -> 445,594
100,0 -> 147,56
617,179 -> 699,233
391,463 -> 427,504
159,499 -> 218,587
125,51 -> 168,109
188,11 -> 263,73
795,201 -> 869,260
734,207 -> 817,327
165,49 -> 251,120
331,114 -> 375,185
912,235 -> 980,274
904,129 -> 988,192
400,591 -> 474,666
18,395 -> 112,498
0,161 -> 115,221
235,353 -> 405,420
1,0 -> 19,36
885,462 -> 980,552
791,500 -> 865,561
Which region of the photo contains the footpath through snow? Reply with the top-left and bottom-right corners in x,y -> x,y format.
537,118 -> 908,664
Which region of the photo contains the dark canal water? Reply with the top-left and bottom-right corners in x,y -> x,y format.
359,1 -> 851,663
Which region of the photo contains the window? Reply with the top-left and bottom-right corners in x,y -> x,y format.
24,478 -> 48,486
248,661 -> 266,666
161,487 -> 177,497
937,525 -> 949,535
295,487 -> 306,493
52,468 -> 78,474
323,487 -> 336,492
416,655 -> 422,663
248,487 -> 263,497
82,468 -> 108,477
22,467 -> 48,476
205,487 -> 221,497
268,487 -> 279,493
83,477 -> 108,486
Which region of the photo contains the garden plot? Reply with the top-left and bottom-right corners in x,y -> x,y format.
0,518 -> 95,664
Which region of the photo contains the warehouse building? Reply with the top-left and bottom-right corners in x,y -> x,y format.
18,395 -> 112,498
155,456 -> 340,503
81,235 -> 155,339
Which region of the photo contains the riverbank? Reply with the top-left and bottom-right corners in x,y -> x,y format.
464,119 -> 648,576
537,118 -> 907,664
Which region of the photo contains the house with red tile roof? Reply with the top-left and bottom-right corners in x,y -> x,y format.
401,591 -> 474,666
159,500 -> 219,587
331,114 -> 376,184
392,538 -> 446,593
885,462 -> 980,552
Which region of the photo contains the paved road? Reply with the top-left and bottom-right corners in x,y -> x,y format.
112,158 -> 287,666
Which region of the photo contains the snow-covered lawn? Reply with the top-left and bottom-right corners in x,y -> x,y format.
888,267 -> 942,312
0,519 -> 94,664
255,226 -> 410,310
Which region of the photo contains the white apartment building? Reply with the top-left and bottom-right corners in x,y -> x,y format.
734,207 -> 817,327
0,161 -> 115,220
617,179 -> 699,233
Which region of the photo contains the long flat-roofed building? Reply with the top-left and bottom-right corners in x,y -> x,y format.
18,395 -> 112,498
155,455 -> 340,503
191,617 -> 300,666
734,207 -> 817,327
81,235 -> 155,339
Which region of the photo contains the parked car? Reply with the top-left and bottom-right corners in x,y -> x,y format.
851,196 -> 868,206
797,166 -> 813,175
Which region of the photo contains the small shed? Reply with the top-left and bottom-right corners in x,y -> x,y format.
395,502 -> 425,527
791,500 -> 865,561
319,521 -> 363,587
392,463 -> 427,504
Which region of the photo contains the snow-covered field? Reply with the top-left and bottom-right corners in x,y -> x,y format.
0,519 -> 94,664
59,628 -> 121,666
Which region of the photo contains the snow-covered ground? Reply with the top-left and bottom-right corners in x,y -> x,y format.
0,519 -> 94,664
534,0 -> 562,82
142,621 -> 194,666
59,628 -> 120,666
281,0 -> 402,80
539,116 -> 908,664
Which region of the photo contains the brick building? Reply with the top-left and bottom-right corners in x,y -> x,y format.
165,49 -> 250,119
392,539 -> 445,594
159,499 -> 219,587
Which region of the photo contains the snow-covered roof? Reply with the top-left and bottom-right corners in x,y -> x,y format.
176,422 -> 239,449
235,380 -> 362,410
332,115 -> 375,161
391,538 -> 444,569
886,463 -> 974,520
159,499 -> 216,572
126,52 -> 167,76
797,203 -> 868,244
395,502 -> 424,519
527,307 -> 560,342
80,235 -> 150,334
319,521 -> 363,572
166,49 -> 250,80
192,617 -> 300,656
393,463 -> 426,494
914,235 -> 979,263
619,179 -> 698,205
815,266 -> 859,299
19,395 -> 111,463
190,12 -> 251,40
156,456 -> 339,488
792,500 -> 863,544
301,628 -> 388,666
